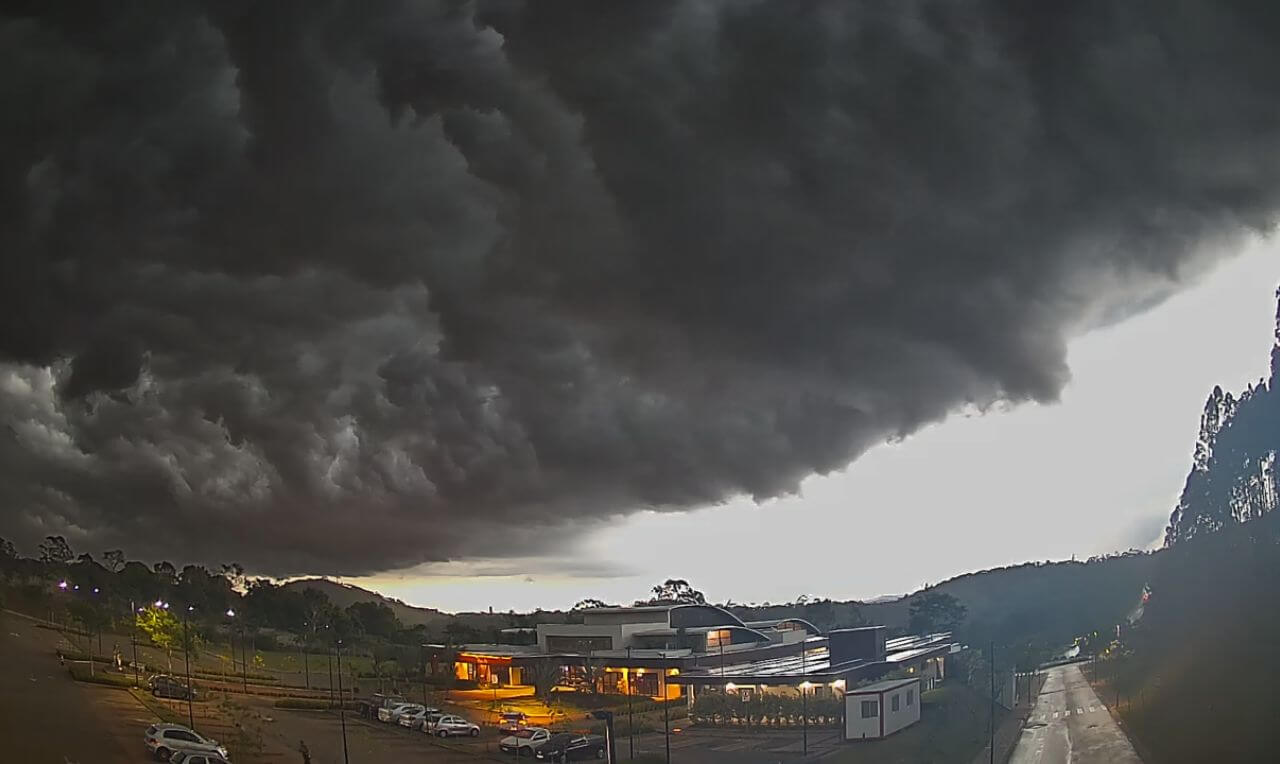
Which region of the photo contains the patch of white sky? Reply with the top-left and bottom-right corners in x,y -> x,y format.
352,242 -> 1279,614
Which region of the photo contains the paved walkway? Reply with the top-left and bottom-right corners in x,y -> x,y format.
1009,664 -> 1141,764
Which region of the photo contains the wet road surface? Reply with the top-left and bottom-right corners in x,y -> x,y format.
1009,663 -> 1141,764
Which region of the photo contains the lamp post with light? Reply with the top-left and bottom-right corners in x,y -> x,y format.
182,605 -> 196,730
800,640 -> 809,756
335,639 -> 350,764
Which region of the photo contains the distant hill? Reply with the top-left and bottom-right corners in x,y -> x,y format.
282,578 -> 455,630
729,550 -> 1157,656
280,578 -> 554,638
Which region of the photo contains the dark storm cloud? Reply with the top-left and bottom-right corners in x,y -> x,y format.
3,0 -> 1280,575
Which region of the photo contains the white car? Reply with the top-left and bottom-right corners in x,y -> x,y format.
499,727 -> 551,755
429,714 -> 480,738
398,706 -> 439,729
378,702 -> 424,724
171,752 -> 232,764
144,723 -> 229,762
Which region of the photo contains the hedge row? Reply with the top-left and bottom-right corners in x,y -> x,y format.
67,664 -> 136,687
273,698 -> 360,710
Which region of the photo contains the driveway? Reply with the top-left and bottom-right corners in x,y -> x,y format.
1009,664 -> 1141,764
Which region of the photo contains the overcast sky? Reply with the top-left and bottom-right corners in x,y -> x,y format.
9,3 -> 1280,610
354,245 -> 1279,612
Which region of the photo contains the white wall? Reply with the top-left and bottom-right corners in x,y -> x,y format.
846,694 -> 881,740
844,680 -> 921,740
881,683 -> 921,737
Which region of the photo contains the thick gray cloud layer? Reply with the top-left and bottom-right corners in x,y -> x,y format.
3,1 -> 1279,575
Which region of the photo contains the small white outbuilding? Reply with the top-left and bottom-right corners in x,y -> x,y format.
845,677 -> 921,740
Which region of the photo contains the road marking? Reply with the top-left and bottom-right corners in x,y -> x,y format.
1052,711 -> 1059,718
1076,707 -> 1083,714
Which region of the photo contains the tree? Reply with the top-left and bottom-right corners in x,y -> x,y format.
102,549 -> 126,573
908,591 -> 968,634
38,535 -> 74,565
347,601 -> 401,639
573,598 -> 608,611
526,658 -> 563,701
137,605 -> 184,671
0,537 -> 16,560
640,579 -> 706,605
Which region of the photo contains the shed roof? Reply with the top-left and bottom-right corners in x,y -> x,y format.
846,677 -> 919,695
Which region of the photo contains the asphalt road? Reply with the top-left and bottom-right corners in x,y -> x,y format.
1,611 -> 150,763
1009,664 -> 1141,764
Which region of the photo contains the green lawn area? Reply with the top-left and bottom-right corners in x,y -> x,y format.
824,685 -> 1002,764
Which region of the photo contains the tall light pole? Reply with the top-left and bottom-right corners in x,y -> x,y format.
182,605 -> 196,731
989,642 -> 995,764
131,601 -> 142,687
662,671 -> 671,764
336,639 -> 350,764
800,641 -> 809,756
627,646 -> 634,759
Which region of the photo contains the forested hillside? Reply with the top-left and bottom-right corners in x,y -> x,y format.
1165,290 -> 1280,544
1089,288 -> 1280,762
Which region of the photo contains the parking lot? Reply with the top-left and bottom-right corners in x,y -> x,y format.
1,610 -> 593,763
4,610 -> 861,764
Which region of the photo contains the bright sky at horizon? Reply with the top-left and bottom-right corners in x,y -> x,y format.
352,244 -> 1280,614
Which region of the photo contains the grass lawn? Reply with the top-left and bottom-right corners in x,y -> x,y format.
824,685 -> 1002,764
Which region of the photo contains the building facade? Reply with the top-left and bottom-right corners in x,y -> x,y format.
452,604 -> 958,703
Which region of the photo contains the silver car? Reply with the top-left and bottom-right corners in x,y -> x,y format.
398,706 -> 439,729
430,714 -> 480,738
171,752 -> 231,764
143,723 -> 229,762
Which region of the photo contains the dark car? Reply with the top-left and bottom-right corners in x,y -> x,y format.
149,675 -> 197,700
497,710 -> 528,734
533,733 -> 606,761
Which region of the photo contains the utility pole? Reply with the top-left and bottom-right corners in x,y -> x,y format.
662,671 -> 671,764
183,606 -> 196,731
336,640 -> 350,764
989,642 -> 995,764
328,648 -> 336,708
130,600 -> 140,688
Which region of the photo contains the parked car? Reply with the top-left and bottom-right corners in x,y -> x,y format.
149,675 -> 197,700
398,706 -> 438,729
429,714 -> 480,738
170,751 -> 232,764
143,723 -> 228,762
497,711 -> 528,733
419,710 -> 445,731
499,727 -> 551,756
534,733 -> 607,761
379,702 -> 425,724
359,692 -> 406,719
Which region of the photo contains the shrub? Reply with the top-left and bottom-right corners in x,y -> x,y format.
273,697 -> 359,710
68,665 -> 136,687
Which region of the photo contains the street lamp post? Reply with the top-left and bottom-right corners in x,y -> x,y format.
335,640 -> 350,764
662,671 -> 671,764
627,646 -> 634,759
801,641 -> 809,756
131,601 -> 141,687
182,605 -> 196,731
